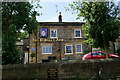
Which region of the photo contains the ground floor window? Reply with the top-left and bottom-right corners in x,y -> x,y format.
42,46 -> 52,54
75,44 -> 82,53
65,45 -> 73,54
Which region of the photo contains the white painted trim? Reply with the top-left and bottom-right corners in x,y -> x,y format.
75,44 -> 83,53
42,46 -> 52,54
65,45 -> 73,54
50,29 -> 58,38
42,52 -> 52,54
64,53 -> 73,55
74,29 -> 82,38
74,37 -> 83,38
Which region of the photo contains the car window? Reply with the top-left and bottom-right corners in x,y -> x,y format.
92,53 -> 97,55
92,52 -> 105,55
91,53 -> 100,55
98,52 -> 105,55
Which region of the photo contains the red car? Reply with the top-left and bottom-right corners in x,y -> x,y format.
82,51 -> 120,60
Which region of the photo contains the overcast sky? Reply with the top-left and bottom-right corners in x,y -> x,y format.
36,0 -> 120,22
36,1 -> 81,22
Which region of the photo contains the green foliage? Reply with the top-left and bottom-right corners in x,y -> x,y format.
69,2 -> 119,51
30,53 -> 35,58
2,25 -> 20,64
17,31 -> 28,41
2,2 -> 41,65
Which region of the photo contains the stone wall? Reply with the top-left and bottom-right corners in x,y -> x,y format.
2,59 -> 120,79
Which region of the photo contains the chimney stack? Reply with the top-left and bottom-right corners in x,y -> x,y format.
58,12 -> 62,22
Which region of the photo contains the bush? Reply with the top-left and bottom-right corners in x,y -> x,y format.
30,53 -> 35,58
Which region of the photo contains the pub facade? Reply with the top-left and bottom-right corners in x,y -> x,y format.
29,22 -> 89,63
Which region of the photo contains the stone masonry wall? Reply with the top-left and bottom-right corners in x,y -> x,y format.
2,59 -> 120,79
29,25 -> 87,63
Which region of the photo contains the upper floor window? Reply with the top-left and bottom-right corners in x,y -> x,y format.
42,46 -> 52,54
74,30 -> 82,38
65,45 -> 73,54
50,30 -> 57,38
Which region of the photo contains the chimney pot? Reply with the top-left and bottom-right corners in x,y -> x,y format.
58,12 -> 62,22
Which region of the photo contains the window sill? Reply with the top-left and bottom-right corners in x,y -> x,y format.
42,53 -> 52,54
64,53 -> 73,55
75,52 -> 83,54
50,37 -> 58,38
74,37 -> 83,38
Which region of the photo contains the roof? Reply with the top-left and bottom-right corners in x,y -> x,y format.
39,22 -> 85,26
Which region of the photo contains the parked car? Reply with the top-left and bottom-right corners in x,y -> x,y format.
82,51 -> 120,60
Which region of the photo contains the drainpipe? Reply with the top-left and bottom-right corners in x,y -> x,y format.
27,33 -> 30,64
35,35 -> 37,63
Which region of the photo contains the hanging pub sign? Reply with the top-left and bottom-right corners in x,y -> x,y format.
40,28 -> 48,38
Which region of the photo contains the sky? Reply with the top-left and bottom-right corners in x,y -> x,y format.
36,1 -> 81,22
35,0 -> 120,22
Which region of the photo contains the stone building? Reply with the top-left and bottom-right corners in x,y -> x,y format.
23,22 -> 120,63
28,22 -> 90,63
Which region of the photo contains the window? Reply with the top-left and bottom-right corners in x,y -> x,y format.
42,46 -> 52,54
65,45 -> 73,54
92,52 -> 105,56
74,30 -> 82,38
50,30 -> 57,38
76,44 -> 82,53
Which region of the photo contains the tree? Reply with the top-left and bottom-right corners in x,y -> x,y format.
2,2 -> 41,65
17,31 -> 28,41
69,2 -> 120,58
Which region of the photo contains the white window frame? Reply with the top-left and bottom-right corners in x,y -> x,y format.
42,46 -> 52,54
50,29 -> 57,38
74,29 -> 82,38
75,44 -> 83,53
65,45 -> 73,54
